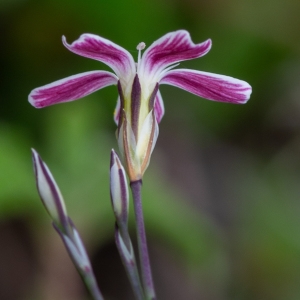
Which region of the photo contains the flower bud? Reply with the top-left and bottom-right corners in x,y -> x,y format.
31,149 -> 68,229
110,149 -> 129,228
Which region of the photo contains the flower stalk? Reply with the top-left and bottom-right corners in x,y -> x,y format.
115,225 -> 145,300
53,220 -> 104,300
131,180 -> 156,300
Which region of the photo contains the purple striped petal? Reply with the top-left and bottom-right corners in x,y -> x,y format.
160,69 -> 252,104
29,71 -> 118,108
140,30 -> 211,78
62,34 -> 135,80
154,90 -> 165,123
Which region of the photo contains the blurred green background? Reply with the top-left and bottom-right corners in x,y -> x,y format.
1,0 -> 300,299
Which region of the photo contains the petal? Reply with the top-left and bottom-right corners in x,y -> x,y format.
136,110 -> 155,161
29,71 -> 118,108
62,34 -> 136,80
117,113 -> 140,179
154,90 -> 165,123
139,30 -> 211,79
136,111 -> 159,175
160,69 -> 252,104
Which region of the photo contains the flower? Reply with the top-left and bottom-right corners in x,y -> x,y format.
28,30 -> 252,181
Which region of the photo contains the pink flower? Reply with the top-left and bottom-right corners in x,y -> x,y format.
29,30 -> 251,181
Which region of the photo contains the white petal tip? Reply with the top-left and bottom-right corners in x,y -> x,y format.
31,148 -> 37,156
28,93 -> 37,107
206,38 -> 212,49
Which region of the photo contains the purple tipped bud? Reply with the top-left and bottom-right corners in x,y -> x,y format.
31,149 -> 68,229
110,149 -> 129,227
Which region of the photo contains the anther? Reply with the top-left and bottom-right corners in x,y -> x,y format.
136,42 -> 146,51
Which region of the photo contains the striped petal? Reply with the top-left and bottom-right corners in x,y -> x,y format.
139,30 -> 211,80
62,34 -> 136,81
160,69 -> 252,104
154,90 -> 165,123
29,71 -> 118,108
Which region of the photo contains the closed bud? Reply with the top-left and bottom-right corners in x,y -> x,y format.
31,149 -> 68,230
110,149 -> 129,228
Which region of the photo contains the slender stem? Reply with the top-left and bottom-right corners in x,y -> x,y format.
81,271 -> 104,300
130,180 -> 156,300
53,222 -> 104,300
115,226 -> 145,300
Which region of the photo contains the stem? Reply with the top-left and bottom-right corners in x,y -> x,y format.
82,271 -> 104,300
130,180 -> 156,300
53,222 -> 104,300
115,226 -> 145,300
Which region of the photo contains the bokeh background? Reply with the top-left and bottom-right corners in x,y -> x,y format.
1,0 -> 300,299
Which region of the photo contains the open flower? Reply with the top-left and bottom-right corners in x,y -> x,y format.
28,30 -> 252,181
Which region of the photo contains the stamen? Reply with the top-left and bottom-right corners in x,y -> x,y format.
136,42 -> 146,73
136,42 -> 146,51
